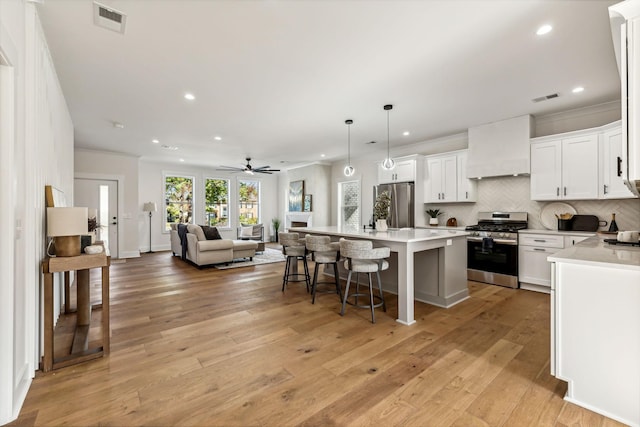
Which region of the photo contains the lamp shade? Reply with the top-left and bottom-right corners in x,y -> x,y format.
143,202 -> 157,212
47,207 -> 89,237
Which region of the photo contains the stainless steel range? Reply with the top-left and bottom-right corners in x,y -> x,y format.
465,212 -> 528,288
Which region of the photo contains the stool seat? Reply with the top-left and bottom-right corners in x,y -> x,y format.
284,245 -> 306,257
343,259 -> 389,273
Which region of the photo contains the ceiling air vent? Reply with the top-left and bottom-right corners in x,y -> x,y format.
93,2 -> 127,34
532,93 -> 559,103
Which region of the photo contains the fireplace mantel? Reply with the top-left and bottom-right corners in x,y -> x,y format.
285,212 -> 312,230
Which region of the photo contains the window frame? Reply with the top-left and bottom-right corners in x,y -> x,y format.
163,173 -> 195,233
237,178 -> 261,226
204,177 -> 231,230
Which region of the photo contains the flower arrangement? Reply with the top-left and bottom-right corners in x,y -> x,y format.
374,191 -> 391,220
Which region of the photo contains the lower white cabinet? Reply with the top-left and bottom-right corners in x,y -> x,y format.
519,232 -> 593,293
519,234 -> 564,292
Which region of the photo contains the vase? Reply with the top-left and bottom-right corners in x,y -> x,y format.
376,219 -> 388,231
429,218 -> 439,226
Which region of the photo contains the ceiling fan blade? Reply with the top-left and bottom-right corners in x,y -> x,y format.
216,166 -> 244,172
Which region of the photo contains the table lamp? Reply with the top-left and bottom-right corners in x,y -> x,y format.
47,207 -> 88,256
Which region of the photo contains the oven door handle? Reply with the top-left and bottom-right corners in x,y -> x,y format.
467,237 -> 518,246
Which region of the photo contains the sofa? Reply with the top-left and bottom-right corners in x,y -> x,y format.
170,224 -> 257,267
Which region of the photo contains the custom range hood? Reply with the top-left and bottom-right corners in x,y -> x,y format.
467,115 -> 534,179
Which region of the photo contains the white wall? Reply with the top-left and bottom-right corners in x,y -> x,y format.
75,149 -> 140,258
139,160 -> 280,250
282,163 -> 332,228
0,1 -> 74,424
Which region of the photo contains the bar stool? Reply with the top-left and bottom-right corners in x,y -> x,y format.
305,235 -> 342,304
339,238 -> 389,323
279,232 -> 310,293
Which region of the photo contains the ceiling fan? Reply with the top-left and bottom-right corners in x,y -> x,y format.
217,157 -> 280,175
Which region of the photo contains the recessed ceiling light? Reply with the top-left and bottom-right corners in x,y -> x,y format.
320,154 -> 326,158
152,139 -> 159,144
536,24 -> 552,36
113,122 -> 124,129
572,86 -> 585,93
179,158 -> 185,162
213,136 -> 222,141
184,93 -> 195,101
403,131 -> 410,136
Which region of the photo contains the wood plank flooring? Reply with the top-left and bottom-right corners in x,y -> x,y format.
9,249 -> 625,426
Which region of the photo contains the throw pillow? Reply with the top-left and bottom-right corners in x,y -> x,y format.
200,225 -> 222,240
240,226 -> 254,238
252,224 -> 263,239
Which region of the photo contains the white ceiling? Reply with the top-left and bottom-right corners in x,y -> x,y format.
37,0 -> 621,172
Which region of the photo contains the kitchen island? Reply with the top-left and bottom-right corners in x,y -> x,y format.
290,226 -> 469,325
548,236 -> 640,426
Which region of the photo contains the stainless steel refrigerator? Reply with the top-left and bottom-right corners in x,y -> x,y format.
373,182 -> 415,229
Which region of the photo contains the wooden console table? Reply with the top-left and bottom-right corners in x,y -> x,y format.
41,248 -> 110,372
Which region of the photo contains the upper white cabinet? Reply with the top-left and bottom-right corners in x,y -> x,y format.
531,131 -> 599,201
424,150 -> 476,203
599,122 -> 636,199
531,122 -> 637,201
378,156 -> 417,184
456,151 -> 477,202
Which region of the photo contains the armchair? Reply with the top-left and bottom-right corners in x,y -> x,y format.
237,223 -> 265,252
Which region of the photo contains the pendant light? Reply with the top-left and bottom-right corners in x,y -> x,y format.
344,119 -> 355,177
381,104 -> 395,170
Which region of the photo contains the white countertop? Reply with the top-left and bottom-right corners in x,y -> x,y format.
520,229 -> 597,237
548,236 -> 640,271
290,226 -> 469,243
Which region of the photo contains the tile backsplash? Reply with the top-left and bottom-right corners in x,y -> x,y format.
426,176 -> 640,231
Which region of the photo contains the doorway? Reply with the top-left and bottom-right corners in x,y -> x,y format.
74,178 -> 119,258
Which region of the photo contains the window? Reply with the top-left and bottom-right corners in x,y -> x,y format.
164,175 -> 194,231
238,179 -> 260,225
205,178 -> 229,228
338,180 -> 360,229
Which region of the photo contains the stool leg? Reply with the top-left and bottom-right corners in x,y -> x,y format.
311,262 -> 320,304
282,256 -> 290,292
341,270 -> 352,316
332,262 -> 342,300
302,256 -> 311,293
376,270 -> 386,312
368,273 -> 375,323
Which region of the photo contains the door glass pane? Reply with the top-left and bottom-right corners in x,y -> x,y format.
339,180 -> 360,229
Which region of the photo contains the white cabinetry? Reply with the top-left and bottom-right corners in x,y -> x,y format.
425,155 -> 456,202
456,151 -> 477,202
519,234 -> 564,292
519,232 -> 593,293
599,122 -> 636,199
531,132 -> 599,201
424,150 -> 476,203
378,156 -> 416,184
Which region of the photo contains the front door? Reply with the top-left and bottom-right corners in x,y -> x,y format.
74,178 -> 118,258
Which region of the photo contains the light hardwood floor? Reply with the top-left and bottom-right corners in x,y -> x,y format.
9,250 -> 625,426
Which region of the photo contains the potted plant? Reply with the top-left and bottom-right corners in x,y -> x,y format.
426,208 -> 443,226
271,217 -> 281,242
374,191 -> 391,231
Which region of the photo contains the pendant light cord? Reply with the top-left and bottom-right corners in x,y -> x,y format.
347,122 -> 351,165
386,109 -> 390,159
